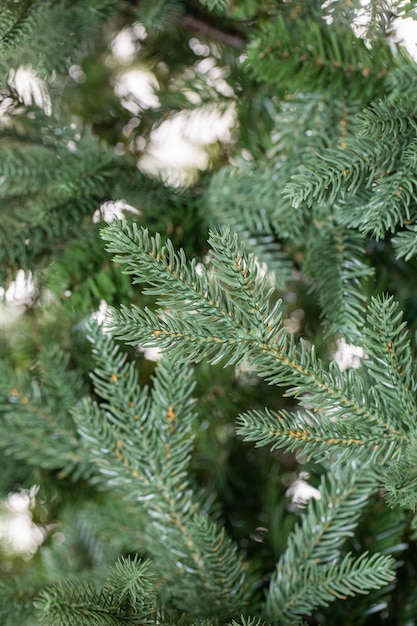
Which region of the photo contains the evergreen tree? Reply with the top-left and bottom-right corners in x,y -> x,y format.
1,1 -> 417,624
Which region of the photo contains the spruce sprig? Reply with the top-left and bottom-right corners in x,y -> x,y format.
286,97 -> 417,242
245,13 -> 391,99
239,296 -> 415,466
302,225 -> 372,340
102,221 -> 410,467
236,404 -> 400,466
34,556 -> 157,626
266,551 -> 395,626
265,467 -> 395,625
74,322 -> 250,618
362,296 -> 417,433
0,348 -> 89,479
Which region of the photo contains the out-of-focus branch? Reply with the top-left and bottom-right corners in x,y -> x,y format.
182,14 -> 246,48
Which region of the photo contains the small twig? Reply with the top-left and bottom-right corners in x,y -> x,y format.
181,14 -> 246,49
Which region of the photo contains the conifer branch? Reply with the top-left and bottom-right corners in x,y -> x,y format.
362,296 -> 417,433
0,348 -> 90,478
392,225 -> 417,261
102,222 -> 410,466
0,116 -> 127,278
236,406 -> 400,466
266,552 -> 395,626
384,437 -> 417,510
0,0 -> 118,80
74,323 -> 250,618
286,96 -> 417,244
265,468 -> 395,624
302,225 -> 373,340
205,167 -> 294,289
245,14 -> 391,99
34,557 -> 157,626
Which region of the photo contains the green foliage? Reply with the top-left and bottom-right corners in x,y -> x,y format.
136,0 -> 185,36
264,468 -> 394,624
0,107 -> 125,280
46,231 -> 135,316
34,556 -> 158,625
0,347 -> 90,480
0,0 -> 118,80
205,167 -> 294,289
101,223 -> 417,475
286,95 -> 417,243
302,226 -> 372,340
2,0 -> 417,624
245,13 -> 392,100
199,0 -> 230,12
0,578 -> 41,626
73,323 -> 250,618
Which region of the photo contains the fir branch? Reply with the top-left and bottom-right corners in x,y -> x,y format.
0,348 -> 90,479
392,225 -> 417,261
384,436 -> 417,510
286,96 -> 417,241
105,556 -> 157,616
362,296 -> 417,434
34,557 -> 157,626
207,228 -> 277,330
265,468 -> 395,624
351,170 -> 417,239
101,220 -> 237,323
236,405 -> 399,466
321,0 -> 395,37
302,225 -> 373,340
205,166 -> 294,288
266,552 -> 395,626
403,138 -> 417,170
0,0 -> 41,53
0,0 -> 118,80
0,121 -> 126,277
278,468 -> 378,566
101,219 -> 282,342
355,97 -> 417,141
74,323 -> 250,618
238,297 -> 417,464
387,59 -> 417,98
285,137 -> 385,210
241,93 -> 367,244
136,0 -> 185,36
102,222 -> 410,465
245,14 -> 391,99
